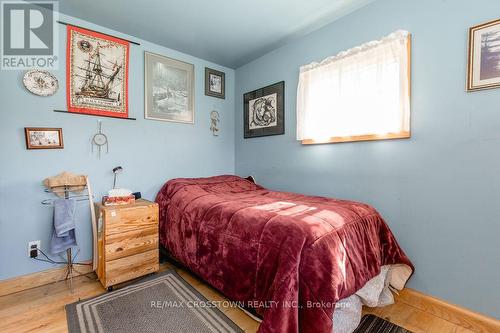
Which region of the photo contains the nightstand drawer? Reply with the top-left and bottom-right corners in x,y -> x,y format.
104,205 -> 158,235
105,249 -> 159,287
96,199 -> 160,288
105,227 -> 158,261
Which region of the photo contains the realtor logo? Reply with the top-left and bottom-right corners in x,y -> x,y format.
1,0 -> 58,70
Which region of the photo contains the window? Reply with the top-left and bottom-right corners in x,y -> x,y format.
296,30 -> 411,144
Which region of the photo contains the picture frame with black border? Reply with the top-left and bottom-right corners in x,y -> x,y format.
205,67 -> 225,99
244,81 -> 285,138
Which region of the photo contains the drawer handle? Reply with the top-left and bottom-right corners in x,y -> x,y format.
116,247 -> 123,252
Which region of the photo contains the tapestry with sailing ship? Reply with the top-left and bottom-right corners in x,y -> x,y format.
67,25 -> 129,118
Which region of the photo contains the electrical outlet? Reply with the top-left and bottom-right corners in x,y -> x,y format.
28,240 -> 41,258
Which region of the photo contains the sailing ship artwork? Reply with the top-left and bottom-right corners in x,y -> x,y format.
468,19 -> 500,91
67,26 -> 129,117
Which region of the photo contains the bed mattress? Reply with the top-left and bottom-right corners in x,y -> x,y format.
156,175 -> 413,333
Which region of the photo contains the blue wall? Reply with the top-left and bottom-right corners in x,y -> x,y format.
235,0 -> 500,319
1,0 -> 499,321
0,13 -> 235,280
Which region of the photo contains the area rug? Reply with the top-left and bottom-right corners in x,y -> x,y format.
65,269 -> 243,333
354,314 -> 412,333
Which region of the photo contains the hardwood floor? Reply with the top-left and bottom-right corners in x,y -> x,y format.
0,262 -> 478,333
363,302 -> 477,333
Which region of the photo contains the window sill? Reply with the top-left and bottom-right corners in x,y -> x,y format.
301,131 -> 410,145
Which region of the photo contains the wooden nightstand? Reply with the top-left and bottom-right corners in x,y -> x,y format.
95,199 -> 159,290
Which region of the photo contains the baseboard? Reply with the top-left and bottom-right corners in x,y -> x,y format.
0,261 -> 94,297
396,288 -> 500,333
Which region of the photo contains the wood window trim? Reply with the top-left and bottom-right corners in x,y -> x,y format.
301,35 -> 412,145
301,131 -> 410,145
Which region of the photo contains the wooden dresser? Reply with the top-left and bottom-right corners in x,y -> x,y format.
95,199 -> 159,290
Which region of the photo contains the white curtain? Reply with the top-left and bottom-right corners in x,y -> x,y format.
296,30 -> 411,142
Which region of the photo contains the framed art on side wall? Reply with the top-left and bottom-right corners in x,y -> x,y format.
25,128 -> 64,149
144,52 -> 195,124
467,19 -> 500,91
67,25 -> 129,117
244,81 -> 285,138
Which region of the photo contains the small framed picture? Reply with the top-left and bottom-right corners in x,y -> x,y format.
467,19 -> 500,91
205,67 -> 225,99
24,128 -> 64,149
244,81 -> 285,138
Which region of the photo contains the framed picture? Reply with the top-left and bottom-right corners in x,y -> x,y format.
24,128 -> 64,150
205,67 -> 225,99
244,81 -> 285,138
144,52 -> 195,124
467,19 -> 500,91
67,25 -> 129,118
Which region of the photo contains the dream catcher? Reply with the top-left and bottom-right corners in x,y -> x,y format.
91,120 -> 109,159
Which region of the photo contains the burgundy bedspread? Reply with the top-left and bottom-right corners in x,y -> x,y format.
156,175 -> 413,333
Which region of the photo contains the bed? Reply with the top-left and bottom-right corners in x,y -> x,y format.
155,175 -> 413,333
